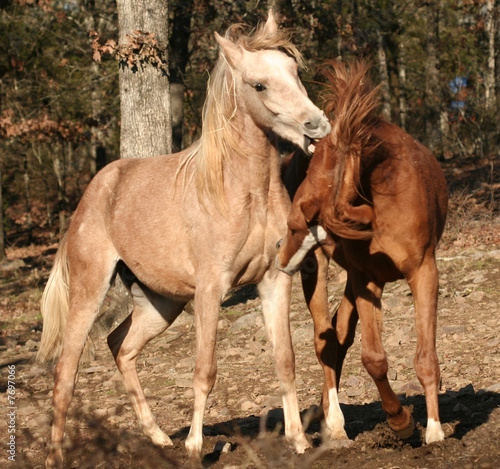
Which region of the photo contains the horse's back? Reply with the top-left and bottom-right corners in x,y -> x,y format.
371,122 -> 448,230
364,122 -> 447,270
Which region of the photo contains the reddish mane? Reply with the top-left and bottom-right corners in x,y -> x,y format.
320,60 -> 382,240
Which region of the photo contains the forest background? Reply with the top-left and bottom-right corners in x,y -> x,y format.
0,0 -> 499,258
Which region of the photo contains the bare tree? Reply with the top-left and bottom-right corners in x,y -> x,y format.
485,0 -> 497,113
424,0 -> 441,152
0,161 -> 5,262
117,0 -> 172,159
376,28 -> 392,121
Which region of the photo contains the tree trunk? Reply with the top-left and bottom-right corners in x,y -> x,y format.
23,153 -> 33,245
83,0 -> 110,174
117,0 -> 172,158
90,61 -> 108,175
424,0 -> 441,153
376,28 -> 392,121
169,0 -> 193,152
0,161 -> 6,262
496,0 -> 500,148
397,42 -> 408,130
336,0 -> 343,59
485,0 -> 496,114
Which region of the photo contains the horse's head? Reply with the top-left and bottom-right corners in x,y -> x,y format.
276,224 -> 331,275
275,178 -> 333,275
214,11 -> 331,155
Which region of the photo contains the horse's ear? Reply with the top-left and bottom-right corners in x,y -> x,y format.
215,31 -> 242,68
263,9 -> 278,36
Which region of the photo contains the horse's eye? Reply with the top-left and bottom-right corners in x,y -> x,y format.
253,83 -> 266,92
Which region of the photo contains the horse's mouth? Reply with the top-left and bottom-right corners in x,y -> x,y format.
306,137 -> 319,155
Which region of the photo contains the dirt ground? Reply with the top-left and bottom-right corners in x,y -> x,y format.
0,190 -> 499,468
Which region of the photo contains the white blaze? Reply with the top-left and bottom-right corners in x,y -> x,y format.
283,225 -> 328,274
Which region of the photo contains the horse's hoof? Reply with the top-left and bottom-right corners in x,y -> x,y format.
45,448 -> 63,469
295,435 -> 311,454
321,422 -> 349,442
387,406 -> 415,439
149,429 -> 174,447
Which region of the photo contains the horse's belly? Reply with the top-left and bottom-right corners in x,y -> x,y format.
117,240 -> 197,299
134,263 -> 196,299
340,238 -> 404,283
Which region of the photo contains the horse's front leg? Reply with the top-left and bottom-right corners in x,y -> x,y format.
258,268 -> 310,453
185,281 -> 222,458
301,248 -> 356,444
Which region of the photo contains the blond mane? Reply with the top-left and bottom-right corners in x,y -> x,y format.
182,19 -> 304,215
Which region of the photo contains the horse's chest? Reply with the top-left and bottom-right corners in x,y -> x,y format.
231,215 -> 282,286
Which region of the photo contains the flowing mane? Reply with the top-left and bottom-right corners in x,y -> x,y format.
183,19 -> 305,214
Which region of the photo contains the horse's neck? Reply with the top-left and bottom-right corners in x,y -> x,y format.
224,113 -> 281,197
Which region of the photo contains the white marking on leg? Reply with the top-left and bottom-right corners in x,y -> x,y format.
185,391 -> 206,456
281,383 -> 310,453
324,387 -> 348,440
425,418 -> 444,443
285,225 -> 328,274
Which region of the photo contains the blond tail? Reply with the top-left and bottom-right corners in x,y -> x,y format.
36,232 -> 71,363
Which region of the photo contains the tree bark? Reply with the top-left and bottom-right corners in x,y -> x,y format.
23,153 -> 33,245
336,0 -> 343,59
117,0 -> 172,158
376,28 -> 392,121
424,0 -> 441,153
169,0 -> 193,152
496,0 -> 500,146
397,42 -> 408,130
485,0 -> 496,114
0,160 -> 5,262
0,87 -> 4,261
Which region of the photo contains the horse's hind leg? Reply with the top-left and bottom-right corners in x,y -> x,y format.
259,268 -> 309,453
350,270 -> 414,437
47,256 -> 117,468
407,255 -> 444,443
300,248 -> 356,443
107,281 -> 186,447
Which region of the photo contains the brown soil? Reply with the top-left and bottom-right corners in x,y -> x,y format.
1,207 -> 499,469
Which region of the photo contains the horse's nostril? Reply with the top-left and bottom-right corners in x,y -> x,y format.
276,239 -> 283,249
304,111 -> 330,135
303,120 -> 317,131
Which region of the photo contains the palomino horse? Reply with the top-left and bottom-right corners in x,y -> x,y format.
278,61 -> 448,446
38,11 -> 331,467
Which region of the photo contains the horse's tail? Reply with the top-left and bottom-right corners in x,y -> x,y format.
37,232 -> 71,363
321,60 -> 381,240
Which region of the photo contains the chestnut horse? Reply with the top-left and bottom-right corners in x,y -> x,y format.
278,61 -> 448,445
37,11 -> 331,468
